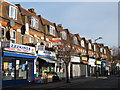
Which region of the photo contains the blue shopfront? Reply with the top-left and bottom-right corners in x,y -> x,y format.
101,60 -> 106,76
2,43 -> 36,87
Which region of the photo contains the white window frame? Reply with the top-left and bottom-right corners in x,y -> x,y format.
49,25 -> 55,36
9,5 -> 17,20
1,27 -> 6,39
11,29 -> 16,43
30,35 -> 34,43
30,16 -> 39,29
104,49 -> 106,54
61,31 -> 67,40
94,45 -> 96,51
88,43 -> 92,50
73,36 -> 78,45
37,37 -> 40,43
81,40 -> 85,47
100,48 -> 103,53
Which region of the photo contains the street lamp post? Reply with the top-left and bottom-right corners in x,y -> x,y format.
94,37 -> 102,78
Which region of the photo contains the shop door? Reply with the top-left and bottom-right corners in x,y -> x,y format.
27,63 -> 34,82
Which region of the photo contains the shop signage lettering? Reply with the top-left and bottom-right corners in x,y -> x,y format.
38,50 -> 56,58
4,43 -> 35,54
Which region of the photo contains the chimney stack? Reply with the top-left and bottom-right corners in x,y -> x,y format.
28,8 -> 36,14
58,24 -> 63,28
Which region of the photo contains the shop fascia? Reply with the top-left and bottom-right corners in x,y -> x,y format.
37,50 -> 57,60
88,58 -> 96,67
71,56 -> 80,63
4,43 -> 36,54
80,55 -> 89,64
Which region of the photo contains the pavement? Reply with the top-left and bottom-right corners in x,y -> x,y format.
2,75 -> 120,89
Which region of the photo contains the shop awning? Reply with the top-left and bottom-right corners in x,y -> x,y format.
39,57 -> 55,64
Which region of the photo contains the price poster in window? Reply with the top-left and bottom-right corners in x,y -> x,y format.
8,63 -> 12,71
22,64 -> 26,71
4,62 -> 8,70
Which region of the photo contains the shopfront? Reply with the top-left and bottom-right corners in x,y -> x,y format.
101,60 -> 106,76
70,56 -> 81,78
88,58 -> 96,76
2,43 -> 36,86
80,56 -> 89,77
95,60 -> 102,76
35,50 -> 57,83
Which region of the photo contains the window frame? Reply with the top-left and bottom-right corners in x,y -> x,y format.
11,29 -> 16,43
81,40 -> 85,47
9,5 -> 17,20
61,31 -> 67,40
73,36 -> 78,45
30,16 -> 39,29
49,25 -> 56,36
30,35 -> 34,43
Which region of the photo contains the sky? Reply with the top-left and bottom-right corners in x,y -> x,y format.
10,1 -> 118,48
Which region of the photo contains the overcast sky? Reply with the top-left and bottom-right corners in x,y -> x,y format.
11,2 -> 118,48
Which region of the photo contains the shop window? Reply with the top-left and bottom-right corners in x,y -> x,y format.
16,60 -> 27,79
30,35 -> 34,43
11,29 -> 16,43
2,58 -> 15,80
30,16 -> 39,29
9,5 -> 17,20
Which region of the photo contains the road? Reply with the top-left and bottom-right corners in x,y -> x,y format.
2,76 -> 120,89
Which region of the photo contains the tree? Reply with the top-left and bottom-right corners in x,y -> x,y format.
57,43 -> 76,83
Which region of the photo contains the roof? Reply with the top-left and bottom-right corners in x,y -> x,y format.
2,1 -> 23,25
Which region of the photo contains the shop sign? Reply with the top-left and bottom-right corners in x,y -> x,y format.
81,57 -> 88,61
38,45 -> 45,51
88,58 -> 96,66
1,41 -> 10,48
71,56 -> 80,63
4,43 -> 35,54
96,60 -> 101,65
81,56 -> 89,64
52,38 -> 61,45
38,50 -> 56,58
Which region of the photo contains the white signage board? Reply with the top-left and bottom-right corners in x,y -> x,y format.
71,56 -> 80,63
88,58 -> 96,66
38,50 -> 56,58
4,43 -> 35,54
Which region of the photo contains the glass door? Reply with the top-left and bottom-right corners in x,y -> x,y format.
27,63 -> 33,82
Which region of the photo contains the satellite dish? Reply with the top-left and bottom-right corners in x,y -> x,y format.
10,19 -> 15,27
